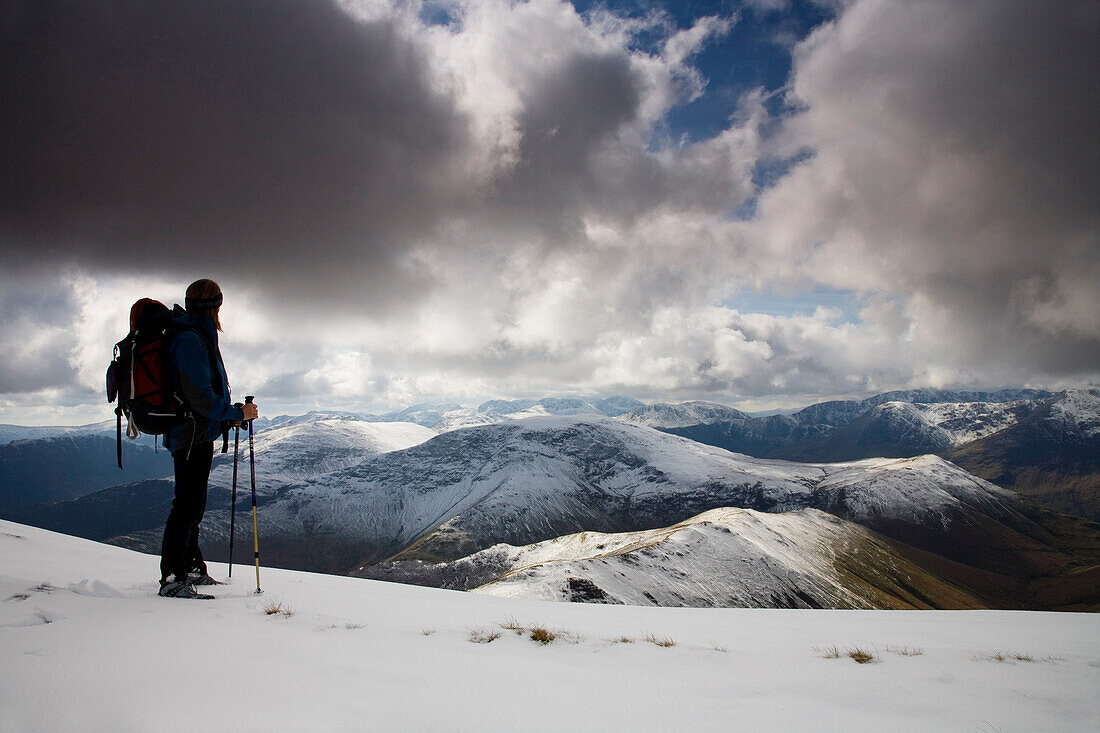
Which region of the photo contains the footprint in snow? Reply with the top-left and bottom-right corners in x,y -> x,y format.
68,579 -> 126,598
0,608 -> 64,628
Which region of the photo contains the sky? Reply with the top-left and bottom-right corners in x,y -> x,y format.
1,0 -> 1098,424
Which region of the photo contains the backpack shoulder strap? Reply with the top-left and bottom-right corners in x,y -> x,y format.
169,325 -> 224,396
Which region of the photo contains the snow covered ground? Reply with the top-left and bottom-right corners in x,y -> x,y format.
2,519 -> 1097,732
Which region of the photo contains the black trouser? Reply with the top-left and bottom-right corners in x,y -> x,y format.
160,440 -> 213,582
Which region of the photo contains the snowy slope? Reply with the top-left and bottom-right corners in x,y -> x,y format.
466,507 -> 983,609
2,520 -> 1098,733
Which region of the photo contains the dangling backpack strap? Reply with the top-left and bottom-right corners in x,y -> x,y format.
116,407 -> 123,469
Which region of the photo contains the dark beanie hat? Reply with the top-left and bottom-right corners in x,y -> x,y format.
185,292 -> 223,311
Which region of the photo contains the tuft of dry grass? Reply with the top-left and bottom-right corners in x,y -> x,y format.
468,627 -> 502,644
711,642 -> 729,653
610,636 -> 635,644
344,622 -> 364,630
973,651 -> 1058,664
644,633 -> 676,648
884,644 -> 924,657
262,600 -> 293,618
421,628 -> 435,636
556,629 -> 583,645
500,616 -> 526,635
530,626 -> 556,644
816,645 -> 880,663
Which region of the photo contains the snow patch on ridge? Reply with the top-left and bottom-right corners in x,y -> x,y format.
917,400 -> 1029,444
620,401 -> 749,429
1050,388 -> 1100,437
471,507 -> 892,608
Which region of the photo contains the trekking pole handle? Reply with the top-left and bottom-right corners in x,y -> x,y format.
243,395 -> 255,424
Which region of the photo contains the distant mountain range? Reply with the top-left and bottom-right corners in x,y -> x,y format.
2,388 -> 1097,610
0,419 -> 116,444
624,388 -> 1099,521
623,388 -> 1053,458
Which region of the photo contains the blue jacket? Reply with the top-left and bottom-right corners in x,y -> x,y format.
163,306 -> 245,452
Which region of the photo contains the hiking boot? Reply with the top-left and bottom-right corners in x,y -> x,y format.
188,572 -> 223,586
158,579 -> 214,600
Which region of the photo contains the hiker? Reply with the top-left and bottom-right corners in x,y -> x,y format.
158,279 -> 260,598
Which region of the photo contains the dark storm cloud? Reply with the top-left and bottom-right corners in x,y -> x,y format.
497,51 -> 644,232
0,0 -> 466,307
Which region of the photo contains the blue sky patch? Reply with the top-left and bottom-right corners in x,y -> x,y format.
723,286 -> 865,324
571,0 -> 834,142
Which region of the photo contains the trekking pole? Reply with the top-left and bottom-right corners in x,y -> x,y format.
228,404 -> 242,578
246,395 -> 262,595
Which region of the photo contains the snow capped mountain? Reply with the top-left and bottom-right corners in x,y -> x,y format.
863,388 -> 1053,406
433,396 -> 643,432
917,400 -> 1034,444
378,402 -> 465,427
335,416 -> 1098,609
620,401 -> 749,429
1049,388 -> 1100,437
260,410 -> 384,429
255,415 -> 1019,568
468,507 -> 982,609
207,414 -> 436,492
0,419 -> 116,445
649,393 -> 1047,463
812,453 -> 1014,522
946,388 -> 1100,520
830,401 -> 955,455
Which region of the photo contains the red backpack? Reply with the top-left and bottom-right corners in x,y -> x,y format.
106,299 -> 210,468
